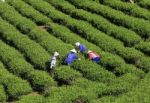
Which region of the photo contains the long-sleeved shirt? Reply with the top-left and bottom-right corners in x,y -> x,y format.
65,52 -> 78,65
50,56 -> 57,69
79,44 -> 86,53
88,52 -> 100,60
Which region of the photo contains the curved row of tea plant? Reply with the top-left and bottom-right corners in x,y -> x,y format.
67,0 -> 150,39
0,0 -> 148,102
45,73 -> 140,103
3,1 -> 144,95
23,0 -> 150,72
100,0 -> 150,21
135,41 -> 150,56
16,95 -> 46,103
138,0 -> 150,10
6,0 -> 124,76
113,72 -> 150,103
0,1 -> 117,83
7,0 -> 145,78
54,66 -> 83,85
0,40 -> 56,92
45,0 -> 142,47
0,2 -> 72,61
45,0 -> 150,58
0,18 -> 50,70
0,62 -> 32,99
0,85 -> 6,102
0,2 -> 117,84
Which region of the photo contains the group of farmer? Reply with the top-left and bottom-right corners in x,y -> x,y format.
50,42 -> 101,70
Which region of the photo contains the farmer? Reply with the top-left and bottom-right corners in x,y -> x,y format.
65,49 -> 80,65
75,42 -> 86,53
87,50 -> 101,63
50,51 -> 59,70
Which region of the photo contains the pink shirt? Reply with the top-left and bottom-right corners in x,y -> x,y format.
88,52 -> 100,60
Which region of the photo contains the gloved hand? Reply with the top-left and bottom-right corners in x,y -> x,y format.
77,51 -> 80,53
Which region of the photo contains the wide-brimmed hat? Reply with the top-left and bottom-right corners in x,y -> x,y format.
54,52 -> 59,56
88,50 -> 92,53
75,42 -> 80,47
70,49 -> 77,53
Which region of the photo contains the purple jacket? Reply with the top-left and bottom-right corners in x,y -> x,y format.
65,52 -> 78,65
79,44 -> 86,53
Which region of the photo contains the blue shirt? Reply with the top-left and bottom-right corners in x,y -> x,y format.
65,52 -> 78,65
79,44 -> 86,53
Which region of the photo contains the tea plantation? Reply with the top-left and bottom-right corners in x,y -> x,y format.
0,0 -> 150,103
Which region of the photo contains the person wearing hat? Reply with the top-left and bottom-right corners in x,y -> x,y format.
65,49 -> 79,65
87,50 -> 100,63
75,42 -> 86,53
50,51 -> 59,70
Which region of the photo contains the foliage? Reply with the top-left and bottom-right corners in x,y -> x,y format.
0,41 -> 56,92
54,66 -> 82,85
0,17 -> 49,70
71,60 -> 116,83
0,85 -> 7,102
101,0 -> 150,21
0,62 -> 32,99
47,0 -> 142,47
138,0 -> 150,10
0,0 -> 150,102
68,0 -> 150,38
16,94 -> 45,103
135,41 -> 150,56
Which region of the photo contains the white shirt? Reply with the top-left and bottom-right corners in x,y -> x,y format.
50,56 -> 57,69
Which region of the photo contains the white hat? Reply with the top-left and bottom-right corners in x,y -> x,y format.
70,49 -> 77,53
75,42 -> 80,47
88,50 -> 92,53
54,52 -> 59,56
